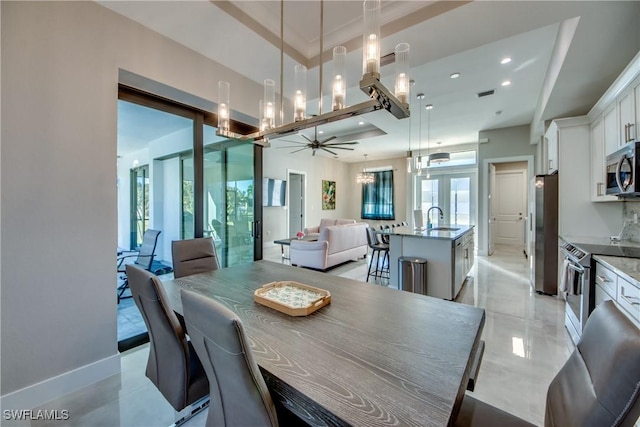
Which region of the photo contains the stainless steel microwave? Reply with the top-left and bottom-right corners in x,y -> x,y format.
606,141 -> 640,197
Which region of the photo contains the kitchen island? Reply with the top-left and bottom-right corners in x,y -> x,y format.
386,225 -> 475,300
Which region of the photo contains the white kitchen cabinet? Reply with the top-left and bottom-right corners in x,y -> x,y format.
594,257 -> 640,328
603,103 -> 619,156
551,117 -> 620,237
590,117 -> 618,202
546,129 -> 559,174
618,79 -> 637,145
618,275 -> 640,327
595,260 -> 617,305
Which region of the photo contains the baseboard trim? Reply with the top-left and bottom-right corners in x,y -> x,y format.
0,354 -> 121,410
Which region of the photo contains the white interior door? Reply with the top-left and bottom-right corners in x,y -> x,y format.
493,169 -> 527,245
488,164 -> 496,255
288,172 -> 305,236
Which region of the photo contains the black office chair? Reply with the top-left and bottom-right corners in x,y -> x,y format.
126,265 -> 209,422
366,227 -> 389,283
117,229 -> 161,303
454,300 -> 640,427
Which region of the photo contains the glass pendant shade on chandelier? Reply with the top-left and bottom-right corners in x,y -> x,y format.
216,0 -> 411,145
357,154 -> 375,184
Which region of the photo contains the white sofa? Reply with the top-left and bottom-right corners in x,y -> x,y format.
290,222 -> 368,270
303,218 -> 356,238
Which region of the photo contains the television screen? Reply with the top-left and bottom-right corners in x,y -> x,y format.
263,178 -> 286,207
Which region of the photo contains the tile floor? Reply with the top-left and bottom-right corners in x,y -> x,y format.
17,243 -> 572,427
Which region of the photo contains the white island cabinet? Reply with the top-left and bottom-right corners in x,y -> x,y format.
388,226 -> 474,300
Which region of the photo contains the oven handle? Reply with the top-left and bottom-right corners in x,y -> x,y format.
567,261 -> 585,274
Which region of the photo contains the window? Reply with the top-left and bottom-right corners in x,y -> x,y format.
361,170 -> 395,220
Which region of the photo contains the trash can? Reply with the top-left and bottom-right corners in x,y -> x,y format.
398,257 -> 427,294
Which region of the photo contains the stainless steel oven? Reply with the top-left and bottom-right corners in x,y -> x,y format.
559,240 -> 594,345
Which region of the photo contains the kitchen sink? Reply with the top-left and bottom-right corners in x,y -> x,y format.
429,227 -> 460,231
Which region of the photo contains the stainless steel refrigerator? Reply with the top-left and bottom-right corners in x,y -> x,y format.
532,173 -> 558,295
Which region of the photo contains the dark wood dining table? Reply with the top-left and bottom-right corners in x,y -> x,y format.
162,260 -> 485,427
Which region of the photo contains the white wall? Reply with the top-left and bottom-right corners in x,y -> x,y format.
1,1 -> 263,408
262,149 -> 351,243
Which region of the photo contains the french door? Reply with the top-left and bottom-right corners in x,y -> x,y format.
415,172 -> 475,227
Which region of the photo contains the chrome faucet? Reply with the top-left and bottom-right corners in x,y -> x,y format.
426,206 -> 444,229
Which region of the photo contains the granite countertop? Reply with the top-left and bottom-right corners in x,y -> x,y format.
562,235 -> 640,249
594,255 -> 640,285
383,225 -> 475,241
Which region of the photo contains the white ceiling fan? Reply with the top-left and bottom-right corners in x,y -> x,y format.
278,127 -> 359,156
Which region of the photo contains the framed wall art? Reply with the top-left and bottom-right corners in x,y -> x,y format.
322,180 -> 336,210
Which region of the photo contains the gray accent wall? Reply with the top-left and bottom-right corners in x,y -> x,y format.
477,125 -> 538,254
1,1 -> 262,406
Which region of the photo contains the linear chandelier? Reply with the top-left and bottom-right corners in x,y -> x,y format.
216,0 -> 410,145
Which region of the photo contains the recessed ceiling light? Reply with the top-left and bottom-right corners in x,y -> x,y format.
318,130 -> 324,134
425,104 -> 434,110
501,80 -> 512,87
501,57 -> 512,65
450,72 -> 461,79
358,121 -> 365,126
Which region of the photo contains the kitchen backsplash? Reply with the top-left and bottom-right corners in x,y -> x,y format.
620,202 -> 640,242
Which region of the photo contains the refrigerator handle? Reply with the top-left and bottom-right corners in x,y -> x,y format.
529,213 -> 533,231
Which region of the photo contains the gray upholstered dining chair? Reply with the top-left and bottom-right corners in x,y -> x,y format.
126,265 -> 209,417
171,237 -> 220,279
454,300 -> 640,427
180,289 -> 279,427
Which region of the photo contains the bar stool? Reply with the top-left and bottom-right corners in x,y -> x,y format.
379,225 -> 390,244
366,227 -> 390,282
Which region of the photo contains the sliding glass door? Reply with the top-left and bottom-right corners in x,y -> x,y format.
116,87 -> 262,349
129,165 -> 149,248
203,125 -> 258,267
